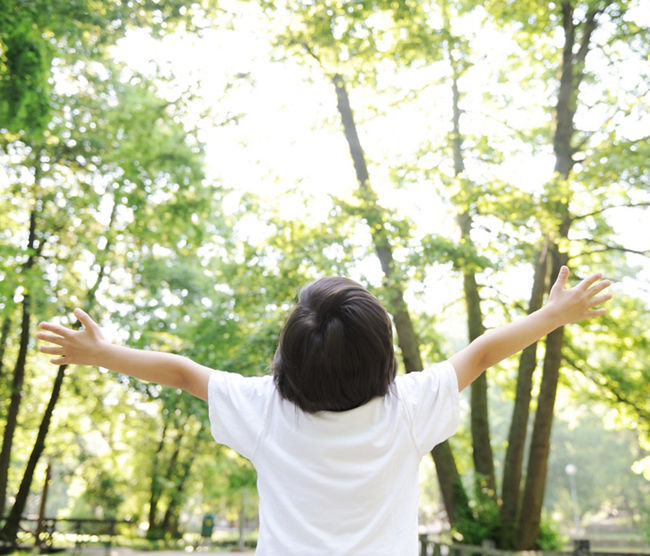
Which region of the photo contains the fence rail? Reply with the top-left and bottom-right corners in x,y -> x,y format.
419,537 -> 649,556
0,516 -> 131,554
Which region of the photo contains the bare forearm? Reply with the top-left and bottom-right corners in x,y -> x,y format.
450,267 -> 611,391
92,343 -> 193,390
453,305 -> 561,385
38,309 -> 212,400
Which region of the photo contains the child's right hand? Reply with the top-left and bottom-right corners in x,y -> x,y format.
37,308 -> 107,366
38,309 -> 211,399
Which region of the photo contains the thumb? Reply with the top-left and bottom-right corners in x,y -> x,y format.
74,308 -> 100,333
550,265 -> 570,294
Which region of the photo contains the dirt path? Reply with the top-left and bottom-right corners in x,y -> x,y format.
77,548 -> 255,556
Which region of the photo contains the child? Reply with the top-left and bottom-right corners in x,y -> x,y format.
37,266 -> 611,555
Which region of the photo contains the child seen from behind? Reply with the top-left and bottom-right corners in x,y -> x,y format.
37,266 -> 611,555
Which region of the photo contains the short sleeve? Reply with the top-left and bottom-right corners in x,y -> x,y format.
207,371 -> 274,461
395,360 -> 461,456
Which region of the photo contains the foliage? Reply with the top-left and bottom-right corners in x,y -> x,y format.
1,0 -> 648,549
536,519 -> 564,551
0,0 -> 218,134
452,478 -> 500,545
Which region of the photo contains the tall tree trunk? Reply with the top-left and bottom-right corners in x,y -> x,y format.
0,312 -> 12,386
499,242 -> 551,548
464,271 -> 495,495
331,72 -> 470,525
515,4 -> 599,547
160,454 -> 192,537
147,417 -> 169,535
448,54 -> 495,496
516,252 -> 567,549
149,412 -> 188,537
0,207 -> 38,517
34,462 -> 51,548
0,205 -> 115,544
0,364 -> 66,542
161,423 -> 202,537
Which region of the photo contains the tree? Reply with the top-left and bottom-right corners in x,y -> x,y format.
481,0 -> 650,546
440,0 -> 497,502
0,205 -> 46,516
0,0 -> 214,525
0,0 -> 216,135
0,57 -> 211,544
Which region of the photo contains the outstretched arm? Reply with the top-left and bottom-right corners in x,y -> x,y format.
37,309 -> 211,401
450,266 -> 612,391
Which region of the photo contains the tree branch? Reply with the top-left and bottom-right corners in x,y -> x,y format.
563,353 -> 650,422
573,238 -> 650,257
573,8 -> 600,69
299,41 -> 326,72
571,201 -> 650,222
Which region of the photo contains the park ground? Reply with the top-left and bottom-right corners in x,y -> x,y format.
72,548 -> 255,556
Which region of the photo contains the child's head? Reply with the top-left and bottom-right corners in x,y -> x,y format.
272,276 -> 397,413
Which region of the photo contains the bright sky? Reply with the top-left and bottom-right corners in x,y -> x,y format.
110,1 -> 649,312
111,5 -> 555,198
85,0 -> 650,512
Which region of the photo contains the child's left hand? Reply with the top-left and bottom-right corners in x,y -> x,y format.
545,266 -> 612,326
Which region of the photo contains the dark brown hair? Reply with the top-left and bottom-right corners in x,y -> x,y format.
272,276 -> 397,413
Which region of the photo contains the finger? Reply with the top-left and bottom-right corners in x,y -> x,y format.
589,293 -> 612,307
586,308 -> 607,318
50,356 -> 68,365
74,308 -> 99,332
36,332 -> 65,345
38,322 -> 71,337
587,280 -> 611,297
552,265 -> 570,291
39,346 -> 65,355
578,272 -> 603,290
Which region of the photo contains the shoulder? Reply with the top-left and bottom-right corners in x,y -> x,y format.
395,360 -> 458,396
207,371 -> 276,460
208,370 -> 274,402
393,361 -> 461,454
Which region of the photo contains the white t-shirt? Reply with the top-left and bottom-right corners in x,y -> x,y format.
208,361 -> 460,555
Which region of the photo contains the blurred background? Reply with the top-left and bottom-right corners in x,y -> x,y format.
0,0 -> 648,552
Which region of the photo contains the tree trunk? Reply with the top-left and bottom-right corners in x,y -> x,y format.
331,72 -> 469,525
444,17 -> 496,497
161,424 -> 201,537
149,412 -> 188,538
0,296 -> 31,518
516,249 -> 568,548
0,207 -> 37,517
465,291 -> 494,496
34,462 -> 51,548
376,244 -> 423,373
0,312 -> 12,385
516,330 -> 564,547
458,217 -> 494,498
0,209 -> 114,544
147,415 -> 170,535
499,242 -> 550,548
0,364 -> 66,543
514,4 -> 599,547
